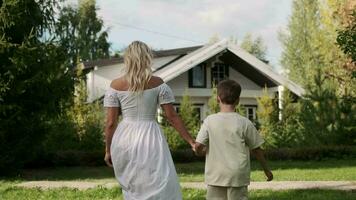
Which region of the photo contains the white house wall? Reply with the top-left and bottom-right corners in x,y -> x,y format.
229,68 -> 261,90
86,64 -> 124,102
167,71 -> 189,91
166,65 -> 267,98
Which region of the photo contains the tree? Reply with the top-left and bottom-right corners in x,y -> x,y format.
240,33 -> 268,63
300,68 -> 356,145
257,88 -> 304,148
56,0 -> 110,66
0,0 -> 73,174
337,10 -> 356,65
207,84 -> 219,115
65,69 -> 105,151
256,88 -> 279,147
162,91 -> 199,151
280,0 -> 324,87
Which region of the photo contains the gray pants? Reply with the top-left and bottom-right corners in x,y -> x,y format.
207,185 -> 248,200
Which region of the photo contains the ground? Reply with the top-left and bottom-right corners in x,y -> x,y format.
1,159 -> 356,199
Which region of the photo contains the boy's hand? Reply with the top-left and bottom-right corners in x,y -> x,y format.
264,170 -> 273,181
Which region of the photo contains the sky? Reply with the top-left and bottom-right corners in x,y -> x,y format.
67,0 -> 293,71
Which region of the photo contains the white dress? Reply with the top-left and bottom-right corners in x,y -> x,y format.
103,83 -> 182,200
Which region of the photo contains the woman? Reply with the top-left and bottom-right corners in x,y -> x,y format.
103,41 -> 195,200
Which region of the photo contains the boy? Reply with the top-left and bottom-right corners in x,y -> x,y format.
194,79 -> 273,200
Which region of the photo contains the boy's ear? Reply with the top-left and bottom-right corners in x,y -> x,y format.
235,98 -> 240,105
217,96 -> 221,103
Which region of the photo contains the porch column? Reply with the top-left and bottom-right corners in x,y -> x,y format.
278,85 -> 284,120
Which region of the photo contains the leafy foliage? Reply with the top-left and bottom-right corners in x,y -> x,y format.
56,0 -> 110,66
257,88 -> 304,148
336,6 -> 356,63
206,84 -> 219,115
44,69 -> 105,153
240,33 -> 268,63
162,91 -> 199,151
280,0 -> 324,87
0,0 -> 73,174
300,69 -> 356,145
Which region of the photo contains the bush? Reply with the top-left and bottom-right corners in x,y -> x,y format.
263,146 -> 356,161
25,150 -> 105,168
43,117 -> 79,153
161,90 -> 199,151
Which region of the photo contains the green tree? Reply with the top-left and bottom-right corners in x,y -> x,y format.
257,88 -> 304,148
66,69 -> 105,151
256,88 -> 279,147
337,10 -> 356,65
300,69 -> 356,145
240,33 -> 268,63
56,0 -> 110,66
280,0 -> 324,87
274,90 -> 304,148
207,84 -> 219,115
162,91 -> 199,151
0,0 -> 73,174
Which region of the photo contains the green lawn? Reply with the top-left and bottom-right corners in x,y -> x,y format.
0,187 -> 355,200
1,159 -> 356,200
177,159 -> 356,182
10,159 -> 356,183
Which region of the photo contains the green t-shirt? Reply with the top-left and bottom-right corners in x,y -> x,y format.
196,112 -> 264,187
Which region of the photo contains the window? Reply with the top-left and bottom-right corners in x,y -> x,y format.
211,62 -> 229,86
189,64 -> 206,88
245,106 -> 257,121
174,104 -> 202,121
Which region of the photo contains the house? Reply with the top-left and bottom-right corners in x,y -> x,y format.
81,39 -> 304,121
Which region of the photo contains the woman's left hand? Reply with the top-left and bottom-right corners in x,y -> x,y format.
104,152 -> 113,167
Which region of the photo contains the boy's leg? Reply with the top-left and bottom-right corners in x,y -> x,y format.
206,185 -> 228,200
227,186 -> 248,200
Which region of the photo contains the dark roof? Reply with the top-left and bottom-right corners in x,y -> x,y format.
83,45 -> 202,70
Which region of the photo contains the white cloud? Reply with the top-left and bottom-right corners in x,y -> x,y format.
92,0 -> 293,69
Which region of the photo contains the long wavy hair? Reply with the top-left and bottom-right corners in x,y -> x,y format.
124,41 -> 153,92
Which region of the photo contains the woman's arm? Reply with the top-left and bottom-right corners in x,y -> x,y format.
104,107 -> 121,167
161,103 -> 195,148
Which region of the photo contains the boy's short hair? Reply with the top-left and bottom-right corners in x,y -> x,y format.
217,80 -> 242,105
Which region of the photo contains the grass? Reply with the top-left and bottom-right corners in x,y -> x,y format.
1,159 -> 356,199
0,187 -> 355,200
7,159 -> 356,183
176,159 -> 356,182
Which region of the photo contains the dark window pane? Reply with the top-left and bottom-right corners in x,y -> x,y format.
212,63 -> 229,86
189,64 -> 206,88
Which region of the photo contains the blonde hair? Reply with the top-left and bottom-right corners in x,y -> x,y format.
124,41 -> 153,92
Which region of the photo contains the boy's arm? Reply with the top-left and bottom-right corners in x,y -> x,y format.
245,122 -> 273,181
251,147 -> 273,181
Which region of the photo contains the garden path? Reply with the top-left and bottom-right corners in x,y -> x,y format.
16,181 -> 356,191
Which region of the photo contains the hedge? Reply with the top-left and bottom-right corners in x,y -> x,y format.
23,146 -> 356,168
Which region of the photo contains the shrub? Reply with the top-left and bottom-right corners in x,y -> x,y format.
161,90 -> 200,151
263,146 -> 356,161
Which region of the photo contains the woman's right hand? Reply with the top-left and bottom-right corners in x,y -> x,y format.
104,152 -> 113,167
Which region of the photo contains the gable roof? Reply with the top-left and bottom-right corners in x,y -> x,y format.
154,39 -> 304,96
82,39 -> 304,97
82,45 -> 202,70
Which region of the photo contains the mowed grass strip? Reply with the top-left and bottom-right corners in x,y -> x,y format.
1,187 -> 355,200
176,159 -> 356,182
5,159 -> 356,183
